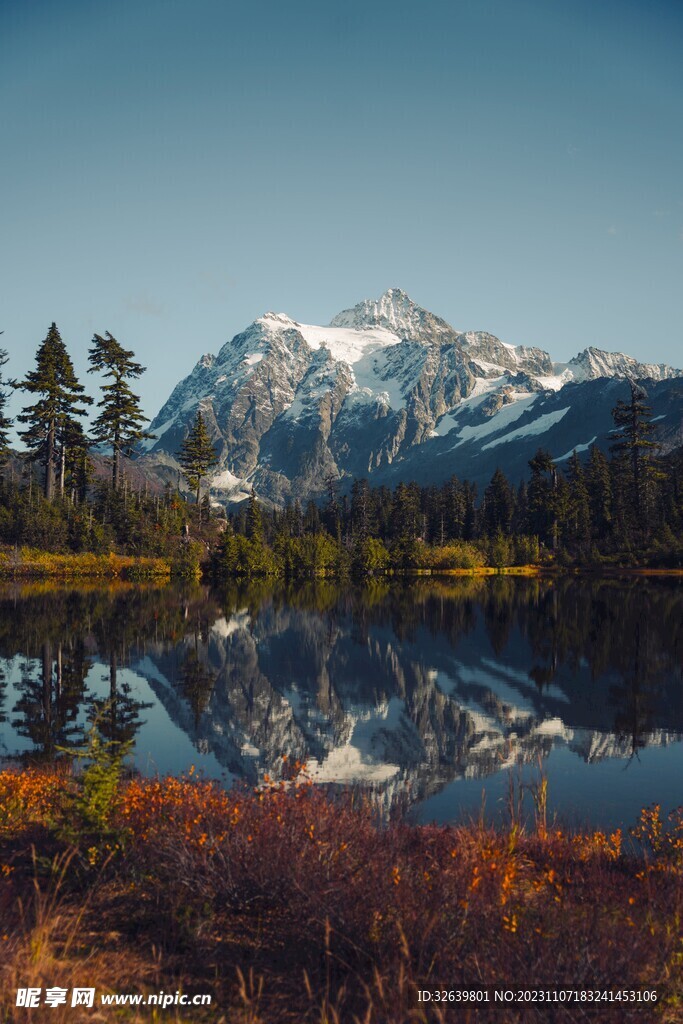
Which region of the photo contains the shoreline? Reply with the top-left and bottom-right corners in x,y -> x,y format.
0,552 -> 682,581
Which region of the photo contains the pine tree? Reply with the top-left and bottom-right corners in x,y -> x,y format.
610,381 -> 662,535
303,499 -> 321,533
482,468 -> 515,537
564,451 -> 592,548
462,481 -> 477,541
62,419 -> 91,503
351,478 -> 376,540
527,449 -> 557,549
246,487 -> 263,542
392,482 -> 422,541
18,324 -> 91,501
0,344 -> 13,463
444,476 -> 466,539
512,480 -> 529,536
323,473 -> 342,541
178,410 -> 218,518
586,444 -> 612,541
552,473 -> 572,554
88,332 -> 154,490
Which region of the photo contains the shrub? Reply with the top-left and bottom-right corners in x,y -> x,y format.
2,769 -> 683,1022
512,534 -> 540,565
487,532 -> 512,568
352,536 -> 391,575
425,542 -> 487,570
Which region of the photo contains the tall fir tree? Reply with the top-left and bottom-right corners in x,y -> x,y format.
323,473 -> 342,541
17,324 -> 91,501
482,468 -> 515,536
512,480 -> 529,537
444,476 -> 466,539
246,487 -> 264,543
0,344 -> 13,464
527,449 -> 558,548
586,444 -> 612,541
462,481 -> 477,540
62,419 -> 91,503
392,482 -> 422,540
88,332 -> 154,490
178,409 -> 218,518
351,478 -> 376,540
564,450 -> 592,548
610,381 -> 661,536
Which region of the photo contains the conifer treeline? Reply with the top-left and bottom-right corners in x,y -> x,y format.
219,382 -> 682,576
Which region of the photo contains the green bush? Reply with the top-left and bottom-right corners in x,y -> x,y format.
424,542 -> 487,570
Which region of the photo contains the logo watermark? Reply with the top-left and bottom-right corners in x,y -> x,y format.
16,987 -> 211,1010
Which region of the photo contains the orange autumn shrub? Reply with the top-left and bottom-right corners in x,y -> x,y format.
0,766 -> 71,836
2,766 -> 683,1021
113,773 -> 683,1011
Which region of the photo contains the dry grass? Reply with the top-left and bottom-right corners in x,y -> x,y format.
0,548 -> 171,580
1,767 -> 682,1022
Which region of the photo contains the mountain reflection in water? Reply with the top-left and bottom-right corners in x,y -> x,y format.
0,577 -> 681,830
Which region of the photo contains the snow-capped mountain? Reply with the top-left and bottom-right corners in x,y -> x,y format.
143,289 -> 683,502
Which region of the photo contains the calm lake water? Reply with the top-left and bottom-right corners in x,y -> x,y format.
0,576 -> 681,832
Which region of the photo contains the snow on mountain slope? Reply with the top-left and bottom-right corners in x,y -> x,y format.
274,316 -> 410,410
439,393 -> 539,446
291,319 -> 401,364
144,289 -> 683,504
482,407 -> 570,449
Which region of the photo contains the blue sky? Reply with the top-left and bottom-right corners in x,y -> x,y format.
1,0 -> 681,422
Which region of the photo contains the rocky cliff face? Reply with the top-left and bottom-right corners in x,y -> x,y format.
143,288 -> 683,503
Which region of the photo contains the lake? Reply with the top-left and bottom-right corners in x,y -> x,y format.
0,576 -> 681,833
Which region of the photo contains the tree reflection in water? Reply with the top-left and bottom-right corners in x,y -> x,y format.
0,578 -> 681,822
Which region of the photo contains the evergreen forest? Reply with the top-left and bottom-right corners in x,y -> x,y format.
0,325 -> 681,577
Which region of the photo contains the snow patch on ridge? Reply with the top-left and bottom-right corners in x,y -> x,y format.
555,437 -> 597,462
442,395 -> 539,448
212,469 -> 251,502
297,322 -> 401,364
140,417 -> 175,451
482,407 -> 570,450
535,371 -> 574,391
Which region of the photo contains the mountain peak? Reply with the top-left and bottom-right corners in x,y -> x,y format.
567,346 -> 682,383
329,288 -> 455,340
259,311 -> 298,329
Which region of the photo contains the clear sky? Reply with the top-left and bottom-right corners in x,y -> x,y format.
1,0 -> 681,423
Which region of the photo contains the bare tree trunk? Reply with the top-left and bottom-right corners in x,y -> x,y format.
59,445 -> 66,498
112,445 -> 120,491
45,419 -> 55,500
